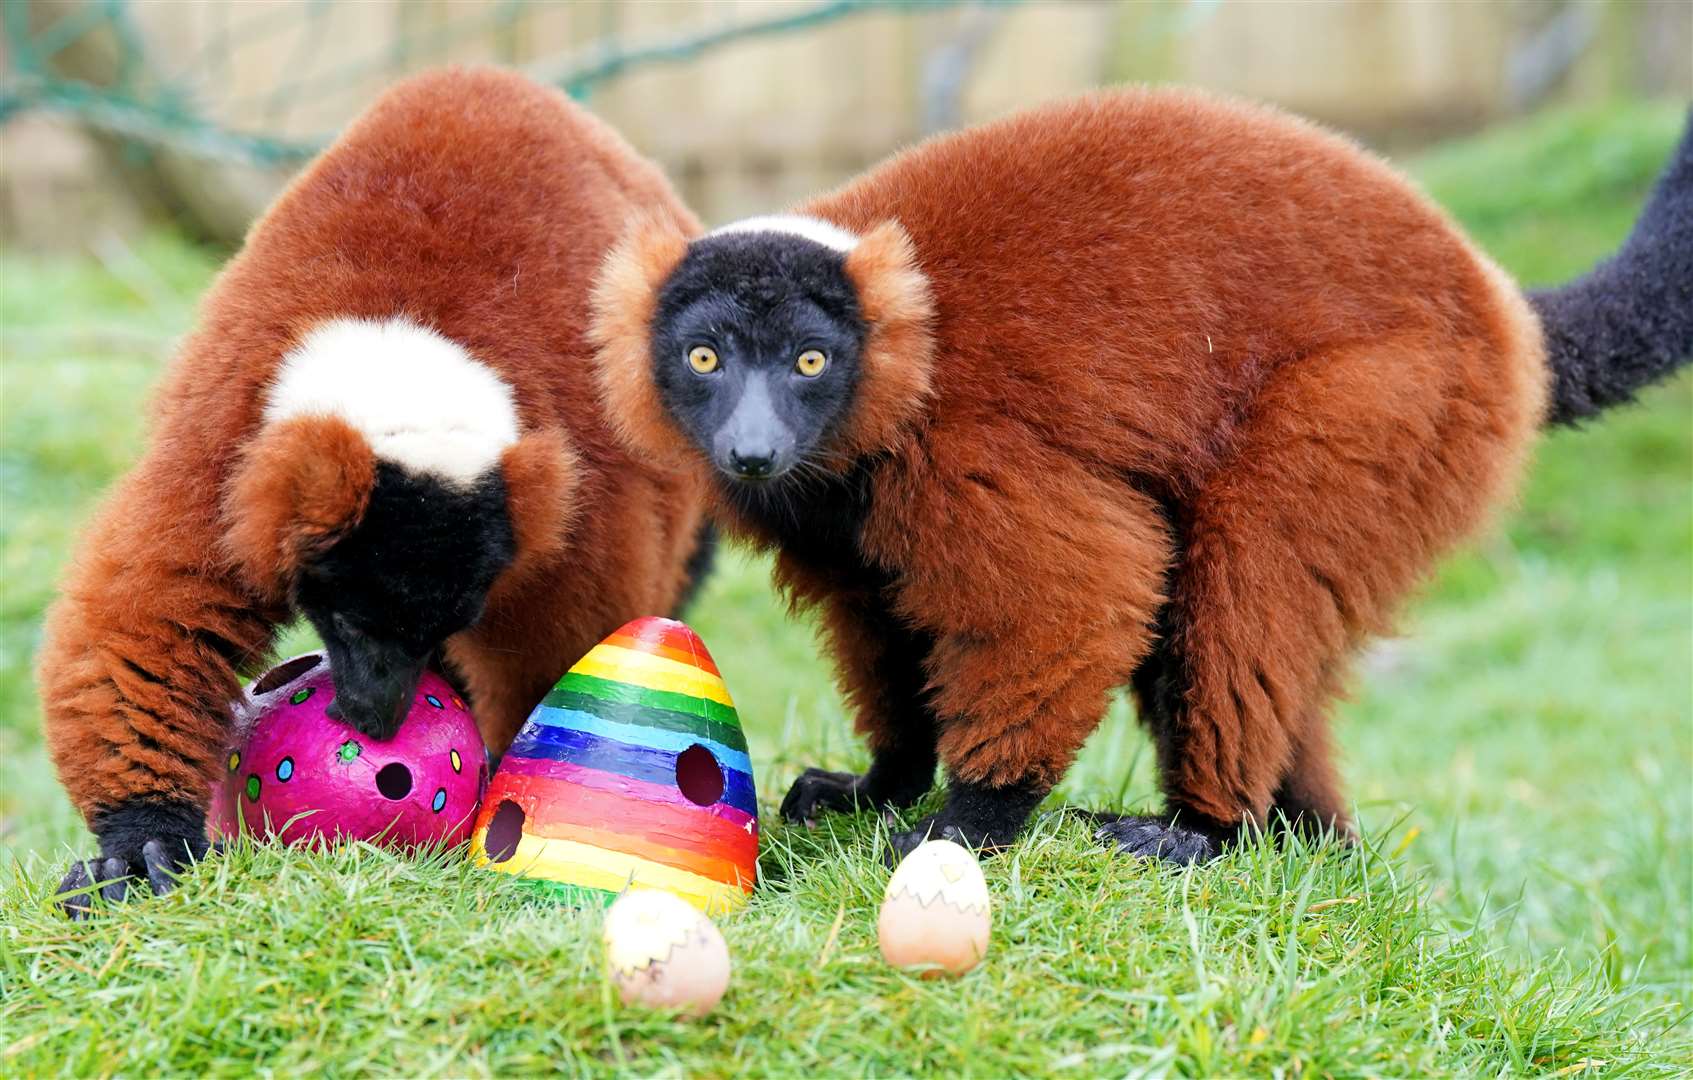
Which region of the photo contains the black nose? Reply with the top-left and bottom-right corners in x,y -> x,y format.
728,447 -> 775,478
326,688 -> 411,742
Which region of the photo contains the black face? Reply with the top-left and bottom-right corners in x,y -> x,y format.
650,231 -> 868,486
295,464 -> 515,741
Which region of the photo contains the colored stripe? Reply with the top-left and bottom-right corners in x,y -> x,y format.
478,831 -> 750,913
541,687 -> 747,753
556,673 -> 742,731
604,632 -> 720,677
490,767 -> 758,864
494,759 -> 755,830
528,705 -> 752,774
503,727 -> 757,815
537,818 -> 752,887
617,618 -> 713,660
570,644 -> 735,707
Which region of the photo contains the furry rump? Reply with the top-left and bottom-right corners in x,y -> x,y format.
39,66 -> 708,838
1532,109 -> 1693,426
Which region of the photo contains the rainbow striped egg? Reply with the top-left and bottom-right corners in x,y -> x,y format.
470,617 -> 757,913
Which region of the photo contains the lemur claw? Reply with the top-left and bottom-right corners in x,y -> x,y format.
1093,814 -> 1225,865
779,767 -> 872,824
55,834 -> 216,918
56,857 -> 134,920
885,815 -> 1017,868
141,839 -> 182,896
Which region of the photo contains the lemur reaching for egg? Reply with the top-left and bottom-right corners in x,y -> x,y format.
592,90 -> 1692,864
40,67 -> 710,913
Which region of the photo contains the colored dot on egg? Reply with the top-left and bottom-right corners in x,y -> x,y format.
431,788 -> 447,813
451,695 -> 465,709
290,687 -> 313,705
425,694 -> 443,709
450,749 -> 462,773
228,752 -> 240,772
337,740 -> 361,763
276,757 -> 294,782
245,775 -> 261,802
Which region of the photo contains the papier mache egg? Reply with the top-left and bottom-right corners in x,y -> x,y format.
208,653 -> 488,847
878,839 -> 992,977
603,888 -> 732,1018
470,616 -> 758,913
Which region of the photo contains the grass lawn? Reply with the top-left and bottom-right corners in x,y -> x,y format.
2,102 -> 1689,1075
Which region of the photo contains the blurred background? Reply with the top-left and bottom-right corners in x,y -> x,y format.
2,0 -> 1690,246
1,0 -> 1689,1014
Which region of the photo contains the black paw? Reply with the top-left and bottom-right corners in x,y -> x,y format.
56,837 -> 218,919
885,814 -> 1018,867
57,799 -> 217,919
884,777 -> 1047,866
1094,814 -> 1226,866
780,768 -> 876,824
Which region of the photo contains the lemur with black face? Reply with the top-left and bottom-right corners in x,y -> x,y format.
593,90 -> 1693,864
41,68 -> 711,913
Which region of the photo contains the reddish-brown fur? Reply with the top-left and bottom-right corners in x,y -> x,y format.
39,68 -> 706,831
599,88 -> 1547,839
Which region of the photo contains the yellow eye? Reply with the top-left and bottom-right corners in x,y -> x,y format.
688,346 -> 719,374
795,349 -> 827,377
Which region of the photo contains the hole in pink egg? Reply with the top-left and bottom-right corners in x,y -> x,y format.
485,799 -> 524,862
375,762 -> 412,800
675,744 -> 724,806
251,654 -> 323,696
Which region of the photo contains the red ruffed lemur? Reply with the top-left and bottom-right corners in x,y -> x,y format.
593,89 -> 1692,864
40,67 -> 710,913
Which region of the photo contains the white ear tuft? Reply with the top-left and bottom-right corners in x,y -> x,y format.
264,317 -> 520,488
708,214 -> 861,253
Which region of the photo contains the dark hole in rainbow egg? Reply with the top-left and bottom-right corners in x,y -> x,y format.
485,799 -> 524,862
675,744 -> 724,806
375,762 -> 412,800
251,654 -> 322,696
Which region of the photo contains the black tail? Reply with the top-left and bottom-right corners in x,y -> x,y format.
670,520 -> 719,618
1530,110 -> 1693,427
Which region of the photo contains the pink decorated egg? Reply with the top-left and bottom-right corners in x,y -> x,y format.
209,653 -> 489,847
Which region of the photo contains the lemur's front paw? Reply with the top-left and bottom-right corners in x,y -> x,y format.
56,837 -> 218,919
1093,814 -> 1227,866
886,813 -> 1017,866
56,799 -> 215,919
780,768 -> 874,824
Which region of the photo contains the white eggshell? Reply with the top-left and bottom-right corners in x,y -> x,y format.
603,889 -> 731,1017
877,839 -> 992,977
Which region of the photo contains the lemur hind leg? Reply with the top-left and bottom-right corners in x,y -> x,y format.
871,445 -> 1172,860
1269,698 -> 1353,842
888,602 -> 1163,860
779,586 -> 940,823
1105,338 -> 1530,865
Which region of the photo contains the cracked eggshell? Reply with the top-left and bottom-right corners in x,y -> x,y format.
877,839 -> 991,977
603,889 -> 731,1018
